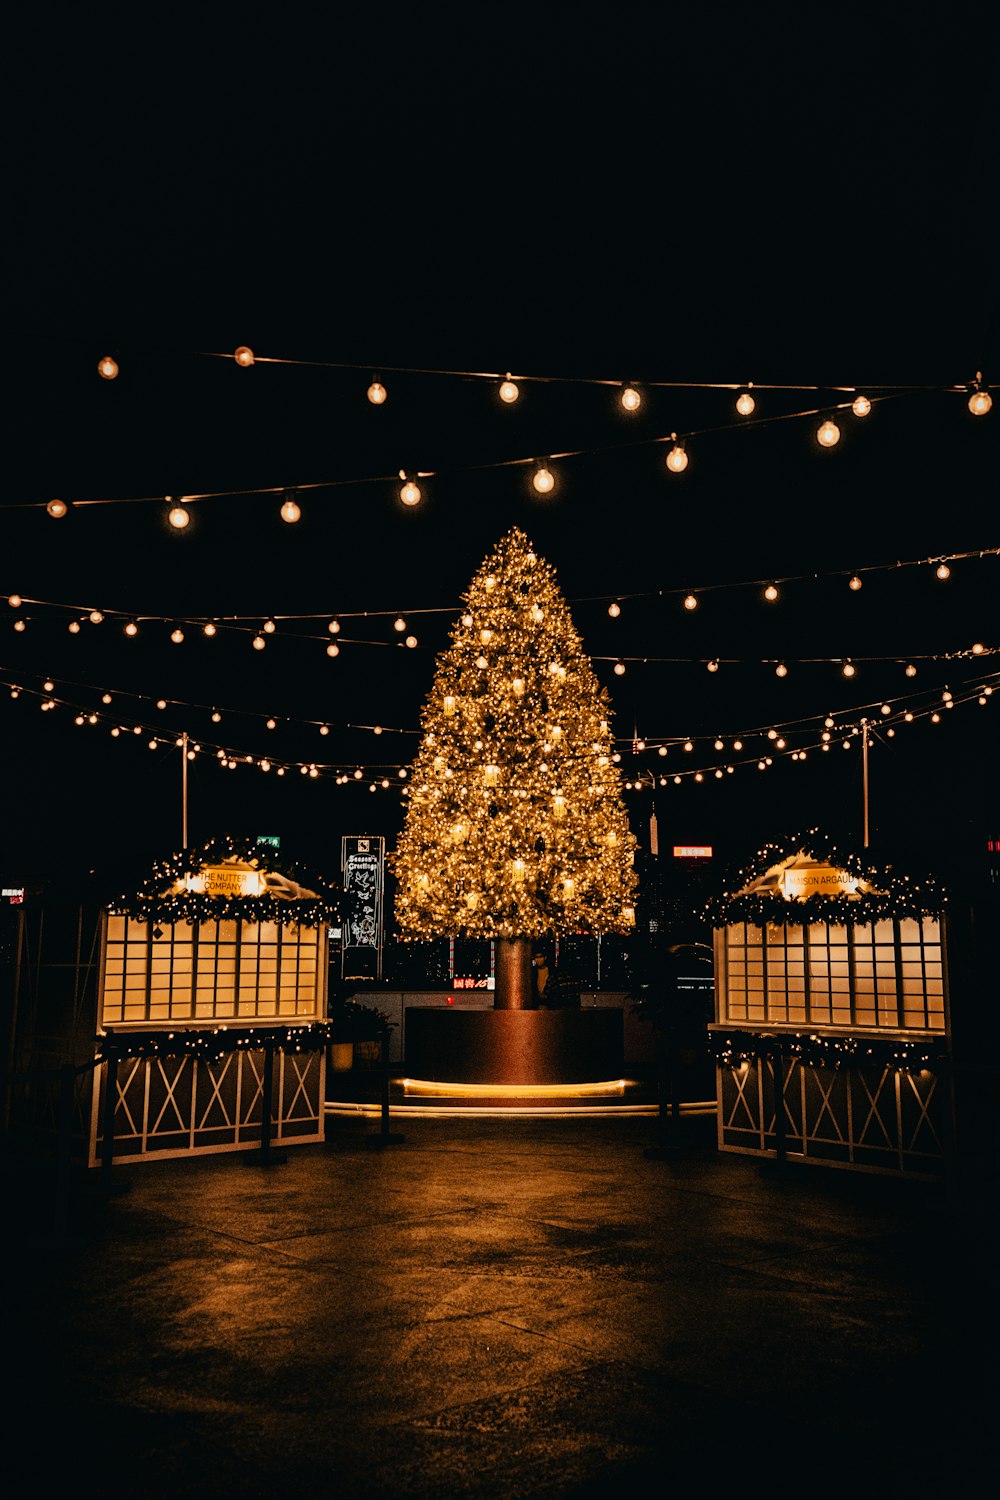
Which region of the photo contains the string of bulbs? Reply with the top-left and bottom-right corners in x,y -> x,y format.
7,353 -> 993,521
4,664 -> 995,792
5,542 -> 998,646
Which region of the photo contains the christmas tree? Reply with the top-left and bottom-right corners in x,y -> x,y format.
391,527 -> 638,1007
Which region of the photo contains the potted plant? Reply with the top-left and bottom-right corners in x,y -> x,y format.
327,994 -> 391,1071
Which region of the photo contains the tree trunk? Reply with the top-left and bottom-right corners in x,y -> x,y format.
494,936 -> 534,1009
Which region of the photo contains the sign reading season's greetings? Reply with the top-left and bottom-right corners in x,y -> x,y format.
342,836 -> 384,950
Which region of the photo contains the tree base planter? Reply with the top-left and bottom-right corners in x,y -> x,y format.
404,1007 -> 623,1086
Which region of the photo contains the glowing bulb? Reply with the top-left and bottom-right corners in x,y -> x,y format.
211,711 -> 221,723
263,619 -> 276,634
881,704 -> 892,715
532,464 -> 555,494
170,628 -> 184,644
968,385 -> 992,416
512,678 -> 524,696
683,594 -> 698,611
852,393 -> 871,417
935,562 -> 951,580
327,643 -> 340,657
733,739 -> 743,751
234,346 -> 254,366
405,635 -> 418,648
905,663 -> 917,677
399,478 -> 422,507
849,575 -> 862,591
89,610 -> 103,624
167,501 -> 190,529
817,419 -> 841,447
620,384 -> 641,412
13,620 -> 25,632
480,628 -> 493,644
842,660 -> 856,677
367,377 -> 387,405
280,494 -> 301,523
252,635 -> 266,651
266,718 -> 276,730
706,659 -> 719,672
608,600 -> 621,618
68,620 -> 81,633
763,583 -> 779,602
328,619 -> 341,635
46,497 -> 68,518
972,642 -> 985,655
203,622 -> 216,637
462,613 -> 473,627
775,662 -> 788,677
498,376 -> 519,403
97,354 -> 119,380
665,441 -> 688,473
124,620 -> 138,636
735,388 -> 755,416
614,661 -> 626,675
714,738 -> 724,751
7,595 -> 22,608
683,740 -> 694,752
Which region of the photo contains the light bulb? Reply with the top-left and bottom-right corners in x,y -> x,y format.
328,619 -> 341,634
13,620 -> 25,632
263,619 -> 276,634
775,662 -> 788,677
706,659 -> 719,672
849,574 -> 862,591
763,583 -> 779,601
498,375 -> 519,403
367,377 -> 387,405
683,594 -> 698,611
735,388 -> 755,416
394,616 -> 406,632
614,661 -> 626,675
972,642 -> 985,655
280,493 -> 301,523
733,739 -> 743,751
936,562 -> 951,580
234,346 -> 254,367
905,663 -> 917,677
266,718 -> 276,730
319,724 -> 329,735
881,704 -> 892,715
608,601 -> 621,618
399,478 -> 422,507
842,660 -> 856,677
714,738 -> 724,751
97,354 -> 119,380
620,384 -> 641,413
7,595 -> 22,608
211,711 -> 221,723
203,622 -> 216,637
405,635 -> 418,648
171,628 -> 184,644
968,382 -> 992,416
124,621 -> 138,636
252,635 -> 266,651
89,610 -> 103,624
532,463 -> 554,494
167,501 -> 190,529
46,498 -> 68,518
327,643 -> 340,658
852,393 -> 871,417
817,418 -> 841,447
665,441 -> 688,473
68,620 -> 81,633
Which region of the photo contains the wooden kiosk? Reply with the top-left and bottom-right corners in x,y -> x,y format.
709,835 -> 952,1177
88,835 -> 343,1166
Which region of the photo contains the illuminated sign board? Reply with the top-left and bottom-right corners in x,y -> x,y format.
672,846 -> 713,859
782,865 -> 858,899
3,887 -> 25,903
181,866 -> 265,897
452,976 -> 496,990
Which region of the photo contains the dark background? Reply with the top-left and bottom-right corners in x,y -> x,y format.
3,6 -> 998,895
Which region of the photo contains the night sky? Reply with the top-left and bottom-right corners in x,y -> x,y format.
4,9 -> 998,893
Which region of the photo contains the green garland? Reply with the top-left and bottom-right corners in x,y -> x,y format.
704,827 -> 946,928
108,832 -> 349,929
710,1028 -> 949,1072
98,1013 -> 391,1064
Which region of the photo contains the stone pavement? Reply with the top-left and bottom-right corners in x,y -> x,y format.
3,1113 -> 994,1498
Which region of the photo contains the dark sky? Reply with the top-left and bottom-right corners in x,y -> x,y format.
4,7 -> 998,890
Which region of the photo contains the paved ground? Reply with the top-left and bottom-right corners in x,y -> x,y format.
3,1113 -> 994,1498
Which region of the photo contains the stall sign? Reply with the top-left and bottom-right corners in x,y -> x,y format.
184,866 -> 265,897
782,864 -> 858,899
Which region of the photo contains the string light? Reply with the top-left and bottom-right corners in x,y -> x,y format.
614,661 -> 626,675
735,386 -> 755,416
13,620 -> 26,632
7,596 -> 21,608
97,354 -> 119,380
170,628 -> 184,644
707,659 -> 719,672
763,583 -> 779,602
203,622 -> 216,637
234,346 -> 254,367
394,616 -> 407,632
848,574 -> 863,591
817,418 -> 841,447
46,497 -> 68,519
852,393 -> 871,417
972,642 -> 985,655
608,600 -> 621,618
262,619 -> 276,634
68,620 -> 81,634
498,374 -> 519,404
935,562 -> 951,580
665,435 -> 688,473
775,662 -> 788,677
968,374 -> 992,415
367,376 -> 387,405
280,491 -> 301,524
620,384 -> 641,412
532,462 -> 555,495
328,619 -> 341,634
326,643 -> 340,657
167,498 -> 190,529
124,620 -> 138,636
905,663 -> 917,677
399,475 -> 422,507
842,660 -> 856,677
252,635 -> 266,651
89,610 -> 103,625
683,593 -> 698,611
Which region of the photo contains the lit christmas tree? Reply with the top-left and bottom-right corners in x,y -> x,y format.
391,527 -> 638,1007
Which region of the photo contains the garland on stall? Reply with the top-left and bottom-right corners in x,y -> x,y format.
710,1029 -> 949,1072
107,832 -> 349,928
704,827 -> 946,928
98,1012 -> 392,1064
